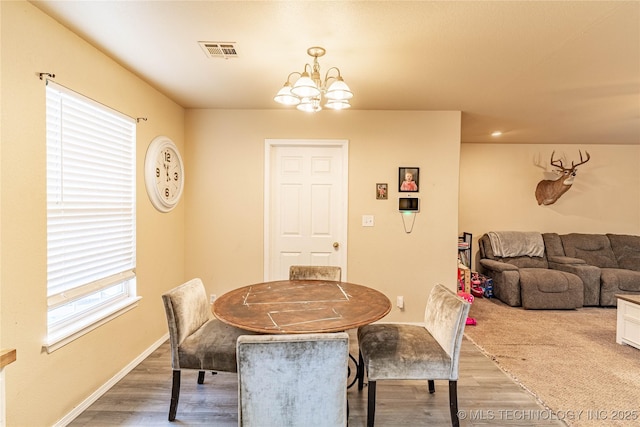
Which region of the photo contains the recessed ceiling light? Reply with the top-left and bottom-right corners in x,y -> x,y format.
491,131 -> 502,137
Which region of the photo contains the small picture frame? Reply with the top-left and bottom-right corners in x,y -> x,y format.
399,167 -> 419,192
376,183 -> 388,200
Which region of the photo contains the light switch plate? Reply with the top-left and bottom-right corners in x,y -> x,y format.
362,215 -> 374,227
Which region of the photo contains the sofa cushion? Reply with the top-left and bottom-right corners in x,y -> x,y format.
542,233 -> 565,257
607,234 -> 640,272
520,269 -> 568,293
601,269 -> 640,292
559,233 -> 618,268
519,269 -> 583,309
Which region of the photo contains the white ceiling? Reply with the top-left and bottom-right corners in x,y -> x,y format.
31,1 -> 640,144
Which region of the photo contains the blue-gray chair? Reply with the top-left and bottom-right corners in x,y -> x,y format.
357,283 -> 471,427
237,332 -> 349,427
161,278 -> 255,421
289,265 -> 342,281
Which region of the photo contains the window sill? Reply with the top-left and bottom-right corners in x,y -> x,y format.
44,296 -> 142,354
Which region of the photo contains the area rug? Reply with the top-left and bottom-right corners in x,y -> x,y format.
464,297 -> 640,427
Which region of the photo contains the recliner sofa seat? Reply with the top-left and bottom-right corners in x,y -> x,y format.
478,232 -> 583,309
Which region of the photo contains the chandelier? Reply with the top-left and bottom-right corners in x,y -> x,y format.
274,46 -> 353,112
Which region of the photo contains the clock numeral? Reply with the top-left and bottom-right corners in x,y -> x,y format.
164,151 -> 172,163
173,172 -> 179,181
164,187 -> 170,198
155,167 -> 160,178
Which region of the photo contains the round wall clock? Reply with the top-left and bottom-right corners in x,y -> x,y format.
144,135 -> 184,212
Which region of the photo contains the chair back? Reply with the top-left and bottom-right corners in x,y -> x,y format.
289,265 -> 342,281
237,332 -> 349,427
162,278 -> 212,368
423,284 -> 471,379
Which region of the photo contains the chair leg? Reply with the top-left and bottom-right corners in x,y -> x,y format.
197,370 -> 205,384
357,351 -> 365,390
367,380 -> 376,427
428,380 -> 435,394
448,380 -> 459,427
169,370 -> 180,421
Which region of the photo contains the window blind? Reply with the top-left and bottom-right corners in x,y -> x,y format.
46,80 -> 136,335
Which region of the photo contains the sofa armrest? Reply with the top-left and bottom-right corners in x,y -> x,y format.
479,259 -> 521,306
548,256 -> 586,265
548,262 -> 601,306
479,259 -> 518,272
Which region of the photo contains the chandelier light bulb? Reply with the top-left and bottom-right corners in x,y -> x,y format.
274,83 -> 301,106
325,100 -> 351,110
291,73 -> 321,98
297,97 -> 322,113
325,78 -> 353,101
274,46 -> 353,112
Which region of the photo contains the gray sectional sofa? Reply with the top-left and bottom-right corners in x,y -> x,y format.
545,233 -> 640,306
478,231 -> 640,309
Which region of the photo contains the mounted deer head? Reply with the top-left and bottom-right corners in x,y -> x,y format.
535,150 -> 591,205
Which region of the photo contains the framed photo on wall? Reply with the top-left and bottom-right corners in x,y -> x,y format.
376,183 -> 388,200
399,167 -> 419,192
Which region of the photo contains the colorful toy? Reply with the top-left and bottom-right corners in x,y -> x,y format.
457,291 -> 474,303
457,291 -> 477,326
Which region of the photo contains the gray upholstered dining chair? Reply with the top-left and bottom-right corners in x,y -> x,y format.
289,265 -> 342,281
236,332 -> 350,427
357,283 -> 471,427
161,278 -> 255,421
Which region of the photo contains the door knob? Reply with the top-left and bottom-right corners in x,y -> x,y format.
333,242 -> 340,249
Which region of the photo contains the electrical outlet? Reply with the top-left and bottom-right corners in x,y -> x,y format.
210,294 -> 216,304
397,296 -> 404,309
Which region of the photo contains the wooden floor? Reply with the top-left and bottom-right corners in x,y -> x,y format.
68,334 -> 566,426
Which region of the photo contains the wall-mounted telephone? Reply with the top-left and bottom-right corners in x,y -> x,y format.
398,197 -> 419,233
399,197 -> 419,212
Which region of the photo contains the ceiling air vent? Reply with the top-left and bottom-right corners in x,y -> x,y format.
199,42 -> 238,59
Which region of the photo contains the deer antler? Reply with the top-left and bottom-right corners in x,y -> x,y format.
533,153 -> 548,170
571,150 -> 591,168
550,151 -> 565,170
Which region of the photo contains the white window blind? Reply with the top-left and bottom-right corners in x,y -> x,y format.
46,81 -> 138,351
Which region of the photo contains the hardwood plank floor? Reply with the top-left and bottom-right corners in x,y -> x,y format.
68,334 -> 566,426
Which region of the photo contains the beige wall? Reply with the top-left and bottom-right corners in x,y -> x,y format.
2,3 -> 461,424
184,110 -> 462,323
459,143 -> 640,269
1,2 -> 185,425
4,1 -> 638,426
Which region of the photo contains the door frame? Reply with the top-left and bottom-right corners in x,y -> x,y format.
263,139 -> 349,281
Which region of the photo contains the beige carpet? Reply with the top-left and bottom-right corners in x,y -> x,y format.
464,297 -> 640,427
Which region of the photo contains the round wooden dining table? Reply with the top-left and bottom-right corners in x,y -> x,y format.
212,279 -> 392,334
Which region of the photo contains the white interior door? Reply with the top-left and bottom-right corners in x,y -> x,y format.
264,139 -> 348,281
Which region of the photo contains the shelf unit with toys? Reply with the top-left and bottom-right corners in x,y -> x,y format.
457,232 -> 472,294
457,232 -> 472,268
457,232 -> 477,326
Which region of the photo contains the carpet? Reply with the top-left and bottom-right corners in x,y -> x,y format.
464,297 -> 640,427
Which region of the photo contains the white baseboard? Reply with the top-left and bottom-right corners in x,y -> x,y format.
54,333 -> 169,427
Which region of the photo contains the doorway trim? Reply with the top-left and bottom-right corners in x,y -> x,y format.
264,139 -> 349,281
